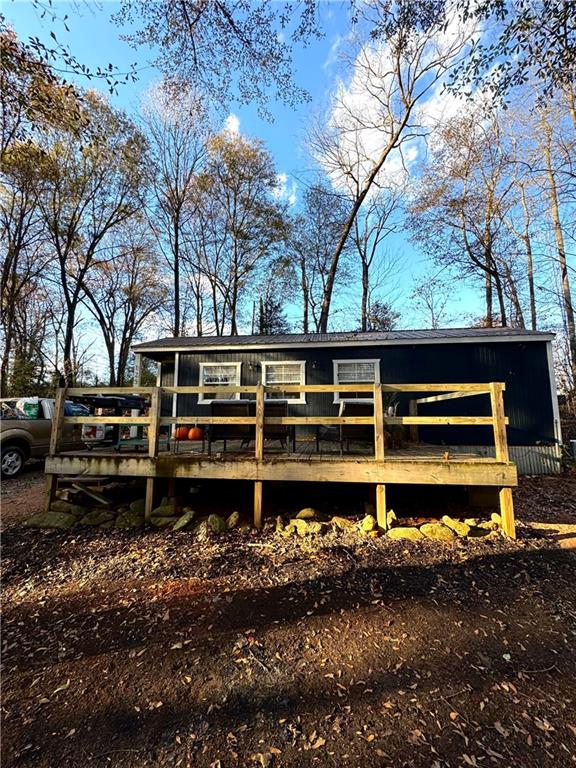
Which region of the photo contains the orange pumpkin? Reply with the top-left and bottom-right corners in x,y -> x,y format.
188,426 -> 204,441
174,426 -> 190,440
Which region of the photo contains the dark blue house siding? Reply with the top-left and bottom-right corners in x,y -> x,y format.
159,340 -> 554,446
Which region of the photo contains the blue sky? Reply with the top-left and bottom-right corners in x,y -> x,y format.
5,0 -> 471,336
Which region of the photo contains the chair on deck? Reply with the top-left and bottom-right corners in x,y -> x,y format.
207,401 -> 253,454
339,401 -> 375,455
262,400 -> 294,452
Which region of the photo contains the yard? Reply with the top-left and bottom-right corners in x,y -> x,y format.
2,470 -> 576,767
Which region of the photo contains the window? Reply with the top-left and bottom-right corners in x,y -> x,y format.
261,361 -> 306,404
333,359 -> 380,402
198,362 -> 242,404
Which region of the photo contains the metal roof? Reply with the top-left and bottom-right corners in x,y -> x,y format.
133,327 -> 553,355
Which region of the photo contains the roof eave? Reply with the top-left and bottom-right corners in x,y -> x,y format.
132,332 -> 555,355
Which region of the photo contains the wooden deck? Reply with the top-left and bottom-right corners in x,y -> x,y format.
44,382 -> 518,537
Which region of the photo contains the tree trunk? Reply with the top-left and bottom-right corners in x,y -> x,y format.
318,110 -> 412,332
173,217 -> 181,337
299,256 -> 309,334
361,259 -> 369,333
542,121 -> 576,381
520,187 -> 537,330
493,267 -> 507,327
485,272 -> 493,327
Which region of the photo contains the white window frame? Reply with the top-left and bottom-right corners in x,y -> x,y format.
261,360 -> 306,405
198,362 -> 242,404
332,358 -> 380,404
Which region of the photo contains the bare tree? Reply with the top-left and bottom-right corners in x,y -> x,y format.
80,220 -> 167,385
143,83 -> 209,337
310,1 -> 471,331
289,183 -> 353,333
191,132 -> 288,335
38,93 -> 145,384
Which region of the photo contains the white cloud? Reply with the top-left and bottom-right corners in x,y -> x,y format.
274,173 -> 298,207
317,6 -> 476,194
323,34 -> 342,70
224,113 -> 240,135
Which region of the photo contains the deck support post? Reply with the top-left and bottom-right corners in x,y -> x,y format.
499,487 -> 515,539
44,474 -> 58,513
145,477 -> 155,523
373,383 -> 387,530
253,384 -> 265,529
254,481 -> 263,529
376,484 -> 387,530
490,382 -> 516,539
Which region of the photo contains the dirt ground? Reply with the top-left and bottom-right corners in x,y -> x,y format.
2,470 -> 576,768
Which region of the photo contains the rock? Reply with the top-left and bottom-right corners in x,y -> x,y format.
280,524 -> 296,537
129,499 -> 146,514
275,515 -> 285,532
478,520 -> 499,530
464,517 -> 479,527
331,516 -> 355,530
78,510 -> 115,526
239,524 -> 252,534
360,514 -> 377,533
193,520 -> 210,540
491,512 -> 502,526
150,515 -> 179,528
25,511 -> 77,529
307,521 -> 328,535
387,526 -> 424,541
115,510 -> 144,529
289,519 -> 327,536
420,522 -> 457,541
99,520 -> 114,529
50,500 -> 87,516
151,505 -> 177,518
386,509 -> 398,529
172,509 -> 197,531
207,514 -> 227,534
226,510 -> 240,529
441,515 -> 471,537
295,507 -> 319,519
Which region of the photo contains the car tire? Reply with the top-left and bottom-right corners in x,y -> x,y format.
1,445 -> 26,478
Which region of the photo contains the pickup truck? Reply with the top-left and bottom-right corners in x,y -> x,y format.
0,398 -> 87,478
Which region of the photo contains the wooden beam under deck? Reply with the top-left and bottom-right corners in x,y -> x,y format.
46,454 -> 517,487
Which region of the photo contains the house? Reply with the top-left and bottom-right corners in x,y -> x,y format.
45,327 -> 561,537
132,327 -> 561,475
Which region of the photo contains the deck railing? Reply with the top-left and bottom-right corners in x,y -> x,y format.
54,382 -> 511,462
47,382 -> 515,537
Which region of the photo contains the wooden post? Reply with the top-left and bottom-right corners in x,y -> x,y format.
44,473 -> 58,513
148,388 -> 161,458
45,387 -> 67,514
490,382 -> 516,539
49,387 -> 67,455
499,487 -> 515,539
490,383 -> 509,462
255,384 -> 264,461
408,399 -> 419,443
254,481 -> 263,530
145,477 -> 155,523
145,389 -> 161,526
254,384 -> 264,529
373,383 -> 387,530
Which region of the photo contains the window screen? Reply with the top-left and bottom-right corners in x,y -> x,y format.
336,361 -> 377,383
333,360 -> 379,401
262,362 -> 305,403
199,363 -> 241,402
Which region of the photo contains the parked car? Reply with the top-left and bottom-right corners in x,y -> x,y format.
0,398 -> 87,478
